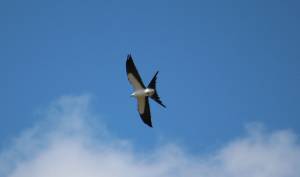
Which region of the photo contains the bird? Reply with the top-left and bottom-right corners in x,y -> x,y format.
126,54 -> 166,127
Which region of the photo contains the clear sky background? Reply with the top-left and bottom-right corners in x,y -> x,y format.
0,1 -> 300,176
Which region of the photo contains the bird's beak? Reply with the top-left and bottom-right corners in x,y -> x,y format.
130,93 -> 135,97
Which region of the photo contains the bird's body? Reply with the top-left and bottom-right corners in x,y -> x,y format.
126,54 -> 166,127
131,88 -> 155,97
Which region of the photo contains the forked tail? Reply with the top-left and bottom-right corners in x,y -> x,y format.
147,71 -> 166,108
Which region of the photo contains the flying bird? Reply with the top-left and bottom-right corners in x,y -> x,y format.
126,54 -> 166,127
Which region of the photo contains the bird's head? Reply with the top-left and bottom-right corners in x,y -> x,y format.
130,92 -> 136,97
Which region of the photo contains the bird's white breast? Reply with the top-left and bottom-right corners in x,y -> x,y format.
132,88 -> 155,97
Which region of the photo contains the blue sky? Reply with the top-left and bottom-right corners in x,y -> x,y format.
1,0 -> 300,166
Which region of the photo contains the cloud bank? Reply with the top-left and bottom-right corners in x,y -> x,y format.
0,95 -> 300,177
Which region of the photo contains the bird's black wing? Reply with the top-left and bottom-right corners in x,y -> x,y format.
137,96 -> 152,127
126,55 -> 146,90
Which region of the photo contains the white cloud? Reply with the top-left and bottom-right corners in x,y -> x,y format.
0,95 -> 300,177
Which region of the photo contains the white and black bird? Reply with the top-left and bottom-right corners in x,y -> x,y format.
126,54 -> 166,127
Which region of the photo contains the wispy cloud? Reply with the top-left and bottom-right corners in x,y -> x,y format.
0,95 -> 299,177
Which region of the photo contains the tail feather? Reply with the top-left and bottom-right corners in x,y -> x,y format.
148,71 -> 166,108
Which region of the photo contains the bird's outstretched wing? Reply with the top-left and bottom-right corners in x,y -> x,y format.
126,55 -> 146,91
137,96 -> 152,127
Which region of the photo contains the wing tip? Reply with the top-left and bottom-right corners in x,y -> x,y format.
146,122 -> 153,128
126,54 -> 134,66
127,54 -> 132,60
140,115 -> 153,128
